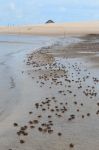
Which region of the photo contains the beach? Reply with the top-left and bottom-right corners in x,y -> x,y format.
0,21 -> 99,35
0,24 -> 99,150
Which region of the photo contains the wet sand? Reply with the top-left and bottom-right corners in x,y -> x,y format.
0,34 -> 99,150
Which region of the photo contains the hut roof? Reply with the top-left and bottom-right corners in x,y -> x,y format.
45,20 -> 55,24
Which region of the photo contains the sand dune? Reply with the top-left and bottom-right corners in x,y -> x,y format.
0,21 -> 99,35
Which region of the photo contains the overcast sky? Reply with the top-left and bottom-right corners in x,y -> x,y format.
0,0 -> 99,25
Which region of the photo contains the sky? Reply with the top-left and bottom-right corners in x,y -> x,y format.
0,0 -> 99,25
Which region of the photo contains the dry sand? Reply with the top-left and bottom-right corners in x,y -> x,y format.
0,21 -> 99,35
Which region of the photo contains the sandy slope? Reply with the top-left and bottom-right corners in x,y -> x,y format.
0,21 -> 99,35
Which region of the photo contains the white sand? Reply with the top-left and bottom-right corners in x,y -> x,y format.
0,21 -> 99,35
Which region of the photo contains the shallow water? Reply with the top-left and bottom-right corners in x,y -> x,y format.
0,34 -> 59,121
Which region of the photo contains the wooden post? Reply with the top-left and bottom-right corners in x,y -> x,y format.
64,28 -> 65,38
